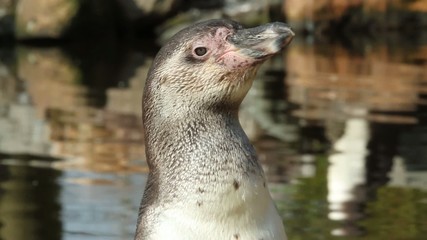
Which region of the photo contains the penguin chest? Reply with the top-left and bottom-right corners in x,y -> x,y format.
150,176 -> 287,240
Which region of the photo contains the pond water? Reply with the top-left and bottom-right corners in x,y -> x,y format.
0,35 -> 427,240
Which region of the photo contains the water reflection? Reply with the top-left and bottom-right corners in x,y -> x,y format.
0,163 -> 61,240
327,118 -> 368,236
1,46 -> 146,172
287,42 -> 427,124
0,45 -> 148,239
282,39 -> 427,239
0,37 -> 427,239
60,170 -> 144,240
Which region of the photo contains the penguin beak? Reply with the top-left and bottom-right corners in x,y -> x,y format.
228,22 -> 294,60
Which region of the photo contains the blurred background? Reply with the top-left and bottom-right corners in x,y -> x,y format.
1,0 -> 427,239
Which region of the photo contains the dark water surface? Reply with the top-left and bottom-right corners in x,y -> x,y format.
1,37 -> 427,239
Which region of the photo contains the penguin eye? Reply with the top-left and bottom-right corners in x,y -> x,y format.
194,47 -> 208,56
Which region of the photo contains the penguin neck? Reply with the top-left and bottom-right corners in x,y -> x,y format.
145,105 -> 242,157
143,102 -> 259,178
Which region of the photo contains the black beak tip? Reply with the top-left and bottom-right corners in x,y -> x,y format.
271,22 -> 295,37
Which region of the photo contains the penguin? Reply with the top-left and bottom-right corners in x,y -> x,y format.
135,19 -> 294,240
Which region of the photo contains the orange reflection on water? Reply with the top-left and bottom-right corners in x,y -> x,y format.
49,113 -> 146,173
12,47 -> 147,173
287,43 -> 427,124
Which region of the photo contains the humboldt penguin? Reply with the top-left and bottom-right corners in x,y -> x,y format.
135,19 -> 294,240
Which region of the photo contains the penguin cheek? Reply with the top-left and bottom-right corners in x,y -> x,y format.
218,52 -> 257,70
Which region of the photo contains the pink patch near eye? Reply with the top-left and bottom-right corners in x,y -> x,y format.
220,52 -> 252,69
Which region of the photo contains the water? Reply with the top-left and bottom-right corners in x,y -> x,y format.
1,36 -> 427,240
